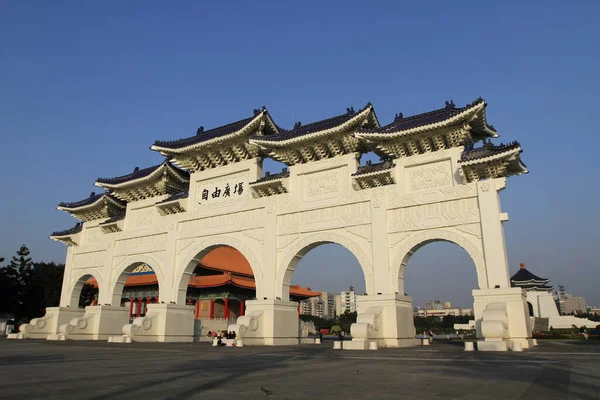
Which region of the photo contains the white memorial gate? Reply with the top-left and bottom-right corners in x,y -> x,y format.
17,99 -> 532,351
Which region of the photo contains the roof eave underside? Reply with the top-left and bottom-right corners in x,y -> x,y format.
356,102 -> 497,141
151,112 -> 274,155
94,163 -> 189,191
250,105 -> 377,147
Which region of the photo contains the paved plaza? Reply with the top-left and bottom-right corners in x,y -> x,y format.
0,339 -> 598,400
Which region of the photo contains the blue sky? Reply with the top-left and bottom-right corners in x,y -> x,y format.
1,1 -> 598,308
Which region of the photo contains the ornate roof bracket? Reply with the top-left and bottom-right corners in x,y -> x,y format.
57,192 -> 126,222
50,223 -> 83,246
95,161 -> 189,202
249,169 -> 290,198
99,215 -> 125,234
351,160 -> 396,190
151,109 -> 279,173
155,191 -> 188,215
458,141 -> 528,183
250,104 -> 377,165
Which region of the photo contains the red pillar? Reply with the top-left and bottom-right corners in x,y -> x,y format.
240,301 -> 245,316
194,301 -> 200,319
128,298 -> 134,319
224,298 -> 230,319
136,298 -> 142,317
209,299 -> 214,320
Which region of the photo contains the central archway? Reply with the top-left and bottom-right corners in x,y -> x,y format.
175,235 -> 264,305
276,232 -> 373,300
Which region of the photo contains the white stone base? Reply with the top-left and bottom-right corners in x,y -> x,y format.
344,339 -> 370,350
229,299 -> 300,346
62,305 -> 130,340
353,294 -> 416,349
18,307 -> 84,339
47,334 -> 67,341
473,288 -> 533,350
333,341 -> 342,349
121,304 -> 194,343
108,336 -> 132,343
477,340 -> 509,352
7,333 -> 24,339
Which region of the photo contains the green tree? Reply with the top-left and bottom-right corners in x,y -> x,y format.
6,245 -> 34,319
0,257 -> 18,315
337,310 -> 357,332
30,262 -> 65,316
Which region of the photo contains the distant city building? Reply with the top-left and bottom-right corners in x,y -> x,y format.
320,292 -> 336,319
340,286 -> 357,313
557,295 -> 587,315
588,307 -> 600,315
300,292 -> 336,319
425,300 -> 443,310
335,294 -> 342,316
415,308 -> 472,318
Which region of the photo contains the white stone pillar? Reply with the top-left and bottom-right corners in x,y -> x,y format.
476,178 -> 510,288
59,247 -> 76,307
370,188 -> 390,295
261,202 -> 278,300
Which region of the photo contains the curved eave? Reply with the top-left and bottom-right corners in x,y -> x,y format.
94,163 -> 189,191
57,194 -> 125,214
512,279 -> 550,285
357,102 -> 494,141
250,105 -> 375,147
351,166 -> 395,179
49,232 -> 80,246
150,112 -> 268,155
249,177 -> 286,187
460,147 -> 528,173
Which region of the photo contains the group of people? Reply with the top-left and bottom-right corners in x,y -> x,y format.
208,330 -> 237,339
208,330 -> 236,346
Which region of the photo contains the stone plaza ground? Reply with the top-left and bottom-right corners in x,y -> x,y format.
0,338 -> 598,400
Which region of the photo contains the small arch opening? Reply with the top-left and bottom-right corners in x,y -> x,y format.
71,274 -> 99,308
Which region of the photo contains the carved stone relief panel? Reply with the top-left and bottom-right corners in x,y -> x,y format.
405,160 -> 453,192
114,233 -> 168,256
85,227 -> 104,245
388,197 -> 480,233
129,207 -> 156,230
178,208 -> 264,239
277,202 -> 370,235
73,251 -> 106,270
387,183 -> 476,209
302,168 -> 342,199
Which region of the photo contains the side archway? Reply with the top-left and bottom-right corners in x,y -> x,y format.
66,268 -> 103,308
390,229 -> 487,295
175,235 -> 264,305
276,231 -> 374,300
107,254 -> 166,306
